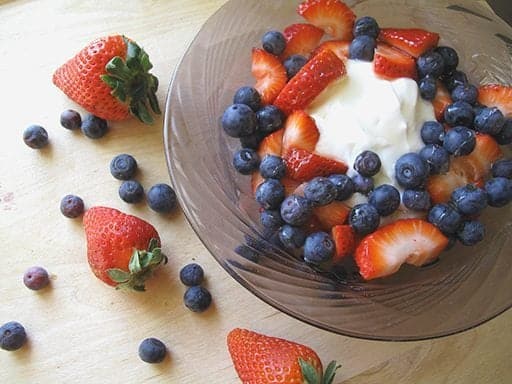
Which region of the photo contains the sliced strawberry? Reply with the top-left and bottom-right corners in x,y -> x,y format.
469,133 -> 503,177
284,148 -> 348,182
313,201 -> 350,231
297,0 -> 356,40
282,110 -> 320,155
251,128 -> 284,193
312,39 -> 350,62
331,224 -> 356,263
273,49 -> 346,115
355,219 -> 449,280
251,48 -> 287,105
432,81 -> 452,122
281,23 -> 325,59
477,84 -> 512,118
373,43 -> 417,80
281,176 -> 302,196
378,28 -> 440,58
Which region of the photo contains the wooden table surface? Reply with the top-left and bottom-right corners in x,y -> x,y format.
1,0 -> 511,383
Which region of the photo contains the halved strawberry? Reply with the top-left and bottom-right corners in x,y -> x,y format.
313,201 -> 350,231
373,43 -> 417,80
355,219 -> 449,280
298,0 -> 356,40
282,110 -> 320,155
331,224 -> 356,263
281,23 -> 325,59
432,81 -> 452,122
251,128 -> 284,193
273,49 -> 346,115
477,84 -> 512,118
312,39 -> 350,62
252,48 -> 288,105
284,148 -> 348,182
378,28 -> 440,58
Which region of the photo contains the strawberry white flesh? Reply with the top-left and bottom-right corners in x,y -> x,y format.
298,0 -> 356,40
282,110 -> 320,155
251,48 -> 287,105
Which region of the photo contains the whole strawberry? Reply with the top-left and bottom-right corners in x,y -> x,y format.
53,35 -> 160,124
83,206 -> 165,291
227,328 -> 339,384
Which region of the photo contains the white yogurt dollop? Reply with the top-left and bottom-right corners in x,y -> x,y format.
308,60 -> 436,188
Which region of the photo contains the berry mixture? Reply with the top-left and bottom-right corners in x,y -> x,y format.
221,0 -> 512,281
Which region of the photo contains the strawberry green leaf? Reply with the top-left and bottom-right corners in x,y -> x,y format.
128,250 -> 142,274
107,268 -> 130,283
322,361 -> 340,384
299,358 -> 321,384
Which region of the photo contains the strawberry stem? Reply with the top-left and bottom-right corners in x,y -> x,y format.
298,358 -> 341,384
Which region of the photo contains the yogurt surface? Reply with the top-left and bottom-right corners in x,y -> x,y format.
308,60 -> 436,188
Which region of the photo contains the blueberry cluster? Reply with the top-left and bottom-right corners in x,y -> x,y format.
179,263 -> 212,313
349,16 -> 380,61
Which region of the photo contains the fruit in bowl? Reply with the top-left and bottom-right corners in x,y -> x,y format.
220,0 -> 512,281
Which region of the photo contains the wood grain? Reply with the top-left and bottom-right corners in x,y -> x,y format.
0,1 -> 510,383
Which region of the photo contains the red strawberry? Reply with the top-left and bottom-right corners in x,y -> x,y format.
331,224 -> 356,262
251,128 -> 284,193
227,328 -> 339,384
285,148 -> 348,182
281,23 -> 325,59
252,48 -> 288,105
355,219 -> 449,280
432,81 -> 452,122
298,0 -> 356,40
53,35 -> 160,124
274,49 -> 346,115
378,28 -> 440,58
312,39 -> 351,62
373,43 -> 417,80
83,206 -> 165,290
313,201 -> 350,231
282,110 -> 320,155
477,84 -> 512,118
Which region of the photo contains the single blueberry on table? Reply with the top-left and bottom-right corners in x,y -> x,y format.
0,321 -> 27,351
283,55 -> 308,79
443,126 -> 476,156
233,148 -> 260,175
221,104 -> 257,138
23,124 -> 48,149
420,120 -> 445,145
119,180 -> 144,204
474,107 -> 505,135
304,177 -> 337,206
278,224 -> 307,250
451,184 -> 488,216
233,86 -> 261,112
418,75 -> 437,101
261,30 -> 286,56
451,83 -> 479,105
394,152 -> 429,189
23,266 -> 50,291
485,177 -> 512,207
354,150 -> 381,177
110,154 -> 138,180
138,338 -> 167,364
255,179 -> 285,210
60,194 -> 85,218
402,189 -> 432,211
184,285 -> 212,312
348,203 -> 380,235
352,173 -> 374,195
60,109 -> 82,130
349,35 -> 376,61
368,184 -> 400,216
147,183 -> 178,213
81,114 -> 108,139
491,159 -> 512,179
259,155 -> 286,179
353,16 -> 380,38
457,220 -> 485,246
260,209 -> 284,230
303,232 -> 334,265
280,194 -> 312,226
420,144 -> 450,174
256,105 -> 284,134
435,46 -> 459,73
444,101 -> 475,127
427,203 -> 463,235
179,263 -> 204,286
328,174 -> 355,201
417,51 -> 445,78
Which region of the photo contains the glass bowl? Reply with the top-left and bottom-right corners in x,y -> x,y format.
164,0 -> 512,341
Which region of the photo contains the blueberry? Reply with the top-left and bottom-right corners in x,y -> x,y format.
278,224 -> 307,250
491,159 -> 512,179
23,124 -> 48,149
328,174 -> 355,201
494,119 -> 512,145
239,131 -> 264,150
179,263 -> 204,286
418,76 -> 437,101
110,154 -> 138,180
421,120 -> 445,145
234,244 -> 260,262
303,177 -> 336,205
221,104 -> 257,138
441,70 -> 468,92
353,16 -> 380,38
0,321 -> 27,351
419,144 -> 450,174
348,203 -> 380,235
427,203 -> 463,235
451,184 -> 488,216
417,51 -> 445,78
256,105 -> 284,134
183,285 -> 212,312
351,173 -> 374,194
259,155 -> 286,179
280,194 -> 312,226
260,209 -> 284,229
444,101 -> 475,127
354,150 -> 381,177
60,194 -> 85,218
138,338 -> 167,364
60,109 -> 82,130
394,152 -> 429,189
303,232 -> 334,265
485,177 -> 512,207
368,184 -> 400,216
457,220 -> 485,246
233,148 -> 260,175
261,30 -> 286,56
474,107 -> 505,135
451,84 -> 478,105
23,266 -> 50,291
119,180 -> 144,204
283,54 -> 308,79
81,114 -> 108,139
435,46 -> 459,73
256,179 -> 285,209
147,183 -> 178,213
349,35 -> 376,61
443,126 -> 476,156
402,189 -> 432,211
233,86 -> 261,111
